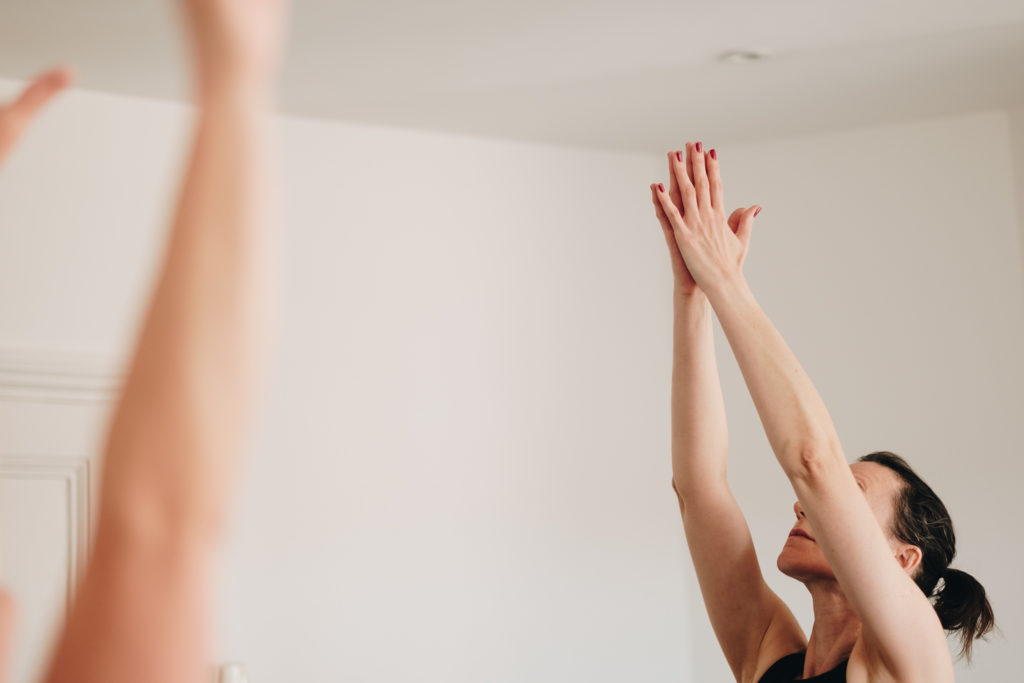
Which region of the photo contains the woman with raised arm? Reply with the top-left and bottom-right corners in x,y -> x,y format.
650,143 -> 993,682
27,1 -> 290,682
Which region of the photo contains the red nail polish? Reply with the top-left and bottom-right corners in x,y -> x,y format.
710,149 -> 717,160
754,206 -> 762,217
696,142 -> 703,153
676,151 -> 682,162
658,183 -> 665,192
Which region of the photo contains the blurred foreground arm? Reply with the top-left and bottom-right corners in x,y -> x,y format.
43,1 -> 288,682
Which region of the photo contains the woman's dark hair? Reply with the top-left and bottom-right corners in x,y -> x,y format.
858,451 -> 995,661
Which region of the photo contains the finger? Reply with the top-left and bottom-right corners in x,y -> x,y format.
684,142 -> 695,187
733,205 -> 761,247
651,184 -> 687,272
690,141 -> 711,213
651,183 -> 672,231
9,67 -> 74,119
727,207 -> 746,234
667,150 -> 684,214
706,147 -> 724,213
671,147 -> 700,220
653,181 -> 687,235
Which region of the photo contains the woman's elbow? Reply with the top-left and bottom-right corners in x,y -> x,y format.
784,442 -> 844,486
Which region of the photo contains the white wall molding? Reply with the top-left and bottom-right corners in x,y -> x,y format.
0,351 -> 120,405
0,455 -> 92,612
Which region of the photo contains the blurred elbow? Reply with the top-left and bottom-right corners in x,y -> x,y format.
98,485 -> 226,555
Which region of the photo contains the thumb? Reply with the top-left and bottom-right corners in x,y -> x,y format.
10,67 -> 74,118
729,205 -> 760,246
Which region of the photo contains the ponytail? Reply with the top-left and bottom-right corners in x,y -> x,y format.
932,568 -> 995,661
858,452 -> 997,663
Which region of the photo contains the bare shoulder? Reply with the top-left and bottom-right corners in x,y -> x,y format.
845,636 -> 955,683
746,596 -> 807,683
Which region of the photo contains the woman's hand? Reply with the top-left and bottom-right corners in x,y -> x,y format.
0,67 -> 73,167
651,150 -> 699,296
179,0 -> 290,98
653,142 -> 760,296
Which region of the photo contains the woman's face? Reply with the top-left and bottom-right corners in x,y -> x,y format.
776,461 -> 906,582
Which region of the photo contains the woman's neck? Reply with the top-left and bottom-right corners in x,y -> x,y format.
803,580 -> 861,678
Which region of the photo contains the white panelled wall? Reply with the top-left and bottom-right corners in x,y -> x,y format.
0,357 -> 111,682
0,80 -> 1022,682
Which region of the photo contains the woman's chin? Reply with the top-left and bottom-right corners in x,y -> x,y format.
777,546 -> 833,581
777,550 -> 798,577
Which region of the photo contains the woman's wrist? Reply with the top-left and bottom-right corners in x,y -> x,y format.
702,273 -> 754,313
673,287 -> 711,332
673,284 -> 707,305
193,59 -> 278,108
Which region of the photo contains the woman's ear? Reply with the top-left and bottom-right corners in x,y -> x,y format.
894,544 -> 923,575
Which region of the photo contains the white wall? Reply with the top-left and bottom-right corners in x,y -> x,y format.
1009,103 -> 1024,278
0,80 -> 1021,682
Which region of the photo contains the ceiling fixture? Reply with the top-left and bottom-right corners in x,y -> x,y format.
718,49 -> 770,64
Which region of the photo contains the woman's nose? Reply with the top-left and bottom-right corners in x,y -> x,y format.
793,501 -> 806,519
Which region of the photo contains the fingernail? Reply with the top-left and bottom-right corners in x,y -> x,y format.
710,148 -> 717,160
676,151 -> 682,162
658,183 -> 665,192
696,142 -> 703,153
754,206 -> 762,217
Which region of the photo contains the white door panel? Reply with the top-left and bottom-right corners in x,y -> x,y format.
0,355 -> 107,683
0,469 -> 76,683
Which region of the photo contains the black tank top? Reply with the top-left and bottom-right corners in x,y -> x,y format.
757,652 -> 848,682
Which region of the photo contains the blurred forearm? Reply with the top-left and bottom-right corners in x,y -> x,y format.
98,88 -> 275,545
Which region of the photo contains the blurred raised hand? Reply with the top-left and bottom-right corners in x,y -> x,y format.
0,67 -> 72,167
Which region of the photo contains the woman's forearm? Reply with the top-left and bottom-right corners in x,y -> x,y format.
703,276 -> 843,477
670,289 -> 730,501
98,88 -> 275,543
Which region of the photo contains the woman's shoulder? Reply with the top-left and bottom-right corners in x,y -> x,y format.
747,611 -> 807,683
843,635 -> 954,683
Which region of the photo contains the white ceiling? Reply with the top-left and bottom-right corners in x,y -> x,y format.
2,0 -> 1024,152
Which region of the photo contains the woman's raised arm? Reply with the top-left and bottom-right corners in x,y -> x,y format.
41,1 -> 289,682
653,144 -> 804,682
653,147 -> 953,682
